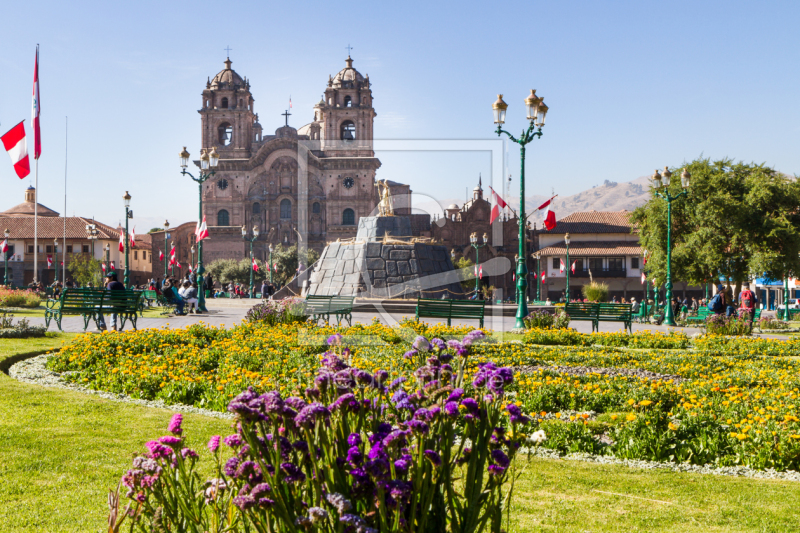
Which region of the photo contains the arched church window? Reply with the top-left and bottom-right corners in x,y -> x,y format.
253,202 -> 261,215
344,96 -> 352,107
340,121 -> 356,142
342,208 -> 355,226
217,210 -> 230,226
238,98 -> 243,107
280,199 -> 292,219
312,202 -> 321,214
218,123 -> 233,146
221,97 -> 228,109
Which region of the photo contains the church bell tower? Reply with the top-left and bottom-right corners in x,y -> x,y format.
199,58 -> 256,159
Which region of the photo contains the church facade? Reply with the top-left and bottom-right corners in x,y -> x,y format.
194,56 -> 411,263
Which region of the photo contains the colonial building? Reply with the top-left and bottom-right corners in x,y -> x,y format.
195,55 -> 413,262
0,187 -> 152,286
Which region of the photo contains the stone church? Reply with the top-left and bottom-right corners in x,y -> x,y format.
195,55 -> 412,263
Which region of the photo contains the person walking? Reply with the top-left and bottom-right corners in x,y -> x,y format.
708,284 -> 727,315
97,272 -> 125,332
739,282 -> 757,324
724,283 -> 736,317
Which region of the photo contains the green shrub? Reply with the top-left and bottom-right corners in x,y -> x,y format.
582,282 -> 609,302
524,309 -> 570,330
0,288 -> 42,308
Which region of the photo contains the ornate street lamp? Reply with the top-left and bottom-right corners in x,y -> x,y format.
564,233 -> 571,302
268,243 -> 274,284
163,220 -> 170,281
190,245 -> 196,277
532,251 -> 541,302
652,167 -> 691,326
243,225 -> 259,298
179,146 -> 219,312
105,243 -> 111,285
3,228 -> 9,286
123,191 -> 132,288
470,232 -> 488,297
493,91 -> 549,329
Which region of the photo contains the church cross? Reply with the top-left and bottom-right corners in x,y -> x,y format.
282,110 -> 292,127
345,44 -> 353,56
224,46 -> 232,57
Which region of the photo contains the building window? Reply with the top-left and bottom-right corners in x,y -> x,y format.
588,258 -> 603,271
218,123 -> 233,146
342,208 -> 355,226
134,251 -> 138,260
6,245 -> 14,256
66,245 -> 73,253
221,97 -> 228,109
608,257 -> 624,271
46,245 -> 53,253
574,258 -> 584,272
253,202 -> 261,215
143,251 -> 147,260
631,257 -> 639,269
218,209 -> 230,226
340,120 -> 356,141
82,245 -> 89,253
280,199 -> 292,219
552,257 -> 559,270
344,96 -> 352,107
312,202 -> 321,214
27,245 -> 34,254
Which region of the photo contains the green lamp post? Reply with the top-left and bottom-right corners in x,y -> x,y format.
53,237 -> 59,283
242,225 -> 259,298
190,245 -> 196,277
163,220 -> 170,281
469,232 -> 488,297
493,90 -> 549,329
180,146 -> 219,313
86,223 -> 99,281
651,167 -> 691,327
3,228 -> 9,286
268,243 -> 274,284
564,233 -> 571,302
104,244 -> 110,282
784,275 -> 791,321
533,251 -> 541,302
123,191 -> 132,288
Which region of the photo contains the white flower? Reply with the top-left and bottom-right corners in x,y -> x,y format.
528,429 -> 547,445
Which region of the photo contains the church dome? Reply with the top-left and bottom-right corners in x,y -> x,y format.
210,58 -> 245,89
331,56 -> 365,87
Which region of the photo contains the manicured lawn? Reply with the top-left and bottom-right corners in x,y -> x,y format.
1,333 -> 800,531
1,306 -> 172,318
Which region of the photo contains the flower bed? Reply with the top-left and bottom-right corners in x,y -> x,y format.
245,297 -> 308,325
0,287 -> 42,308
49,323 -> 800,471
523,328 -> 691,350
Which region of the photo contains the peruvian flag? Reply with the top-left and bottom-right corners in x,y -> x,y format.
195,215 -> 209,242
175,261 -> 181,269
110,261 -> 115,272
118,231 -> 125,252
101,262 -> 107,272
641,272 -> 646,284
559,259 -> 565,273
474,265 -> 478,277
571,261 -> 576,274
479,264 -> 483,279
264,262 -> 271,272
643,250 -> 648,265
541,271 -> 546,284
537,196 -> 557,231
47,255 -> 52,268
169,244 -> 176,265
159,249 -> 164,261
130,227 -> 136,248
1,238 -> 7,254
1,122 -> 31,179
188,264 -> 193,274
32,46 -> 41,160
252,257 -> 259,272
488,186 -> 508,224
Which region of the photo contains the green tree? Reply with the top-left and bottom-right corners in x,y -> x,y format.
67,254 -> 103,287
271,245 -> 320,286
454,256 -> 475,292
630,158 -> 800,296
148,227 -> 163,233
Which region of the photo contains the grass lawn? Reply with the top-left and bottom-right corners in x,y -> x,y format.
1,336 -> 800,531
1,306 -> 175,318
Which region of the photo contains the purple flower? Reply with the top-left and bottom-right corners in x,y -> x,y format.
431,338 -> 447,351
506,403 -> 530,424
167,413 -> 183,435
447,339 -> 463,351
227,387 -> 265,421
250,483 -> 272,498
326,492 -> 352,513
392,390 -> 415,411
321,353 -> 348,372
295,402 -> 331,428
448,388 -> 465,401
305,387 -> 321,399
348,433 -> 362,447
258,497 -> 274,509
412,336 -> 431,351
158,435 -> 182,446
327,333 -> 343,346
394,458 -> 411,473
424,450 -> 442,467
382,429 -> 408,449
403,349 -> 418,360
223,457 -> 240,477
340,514 -> 366,528
308,507 -> 328,523
330,393 -> 359,413
223,434 -> 243,448
280,462 -> 306,483
374,370 -> 389,383
347,446 -> 363,466
460,398 -> 479,415
354,369 -> 374,386
260,391 -> 285,415
388,377 -> 407,391
334,370 -> 356,390
285,397 -> 308,411
145,441 -> 173,460
207,435 -> 221,453
488,464 -> 506,476
181,448 -> 198,460
444,401 -> 459,417
491,449 -> 510,468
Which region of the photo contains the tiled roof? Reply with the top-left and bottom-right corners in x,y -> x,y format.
1,201 -> 60,217
545,211 -> 635,234
536,240 -> 642,257
0,216 -> 121,240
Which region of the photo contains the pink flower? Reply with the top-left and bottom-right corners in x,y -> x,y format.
208,435 -> 221,453
167,413 -> 183,435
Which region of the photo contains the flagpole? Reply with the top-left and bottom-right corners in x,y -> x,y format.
34,159 -> 38,285
63,116 -> 67,284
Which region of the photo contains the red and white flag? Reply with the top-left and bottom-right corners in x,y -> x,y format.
541,271 -> 546,284
32,46 -> 41,160
175,261 -> 181,269
641,272 -> 646,284
0,238 -> 7,254
488,186 -> 508,224
643,250 -> 648,265
264,262 -> 271,272
101,262 -> 107,272
195,215 -> 209,242
513,273 -> 516,281
159,250 -> 164,261
252,257 -> 259,272
474,265 -> 478,277
559,258 -> 565,273
118,231 -> 125,252
47,255 -> 52,268
188,264 -> 193,274
479,264 -> 483,279
1,122 -> 31,179
169,244 -> 176,265
571,261 -> 576,274
130,227 -> 136,248
537,196 -> 557,231
110,261 -> 116,272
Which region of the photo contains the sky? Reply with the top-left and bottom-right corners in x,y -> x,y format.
1,0 -> 799,230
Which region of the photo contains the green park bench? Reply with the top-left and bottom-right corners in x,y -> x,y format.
776,308 -> 800,321
415,298 -> 486,328
44,288 -> 144,331
596,303 -> 633,333
686,308 -> 712,324
305,295 -> 356,326
563,302 -> 597,329
530,300 -> 548,306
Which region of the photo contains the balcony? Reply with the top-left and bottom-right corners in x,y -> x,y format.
571,269 -> 627,278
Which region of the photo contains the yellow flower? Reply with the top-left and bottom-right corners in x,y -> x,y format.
626,413 -> 636,422
668,422 -> 678,431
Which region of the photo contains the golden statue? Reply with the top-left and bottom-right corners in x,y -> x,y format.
375,179 -> 394,216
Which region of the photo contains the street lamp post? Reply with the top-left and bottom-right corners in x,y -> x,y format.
268,244 -> 274,283
190,245 -> 195,276
123,191 -> 132,288
243,225 -> 259,298
180,146 -> 219,313
469,232 -> 488,297
163,220 -> 170,281
564,233 -> 571,302
651,167 -> 691,327
86,223 -> 98,281
533,251 -> 541,302
3,228 -> 9,286
493,90 -> 549,329
104,243 -> 110,287
53,238 -> 59,283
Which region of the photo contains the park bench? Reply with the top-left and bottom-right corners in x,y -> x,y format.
530,300 -> 548,306
776,308 -> 800,321
415,298 -> 486,328
563,302 -> 597,329
686,308 -> 712,324
596,303 -> 633,333
305,295 -> 356,326
44,288 -> 143,331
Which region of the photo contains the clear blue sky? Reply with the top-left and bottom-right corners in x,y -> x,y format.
1,0 -> 798,230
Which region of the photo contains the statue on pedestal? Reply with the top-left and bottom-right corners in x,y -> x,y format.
375,180 -> 394,216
